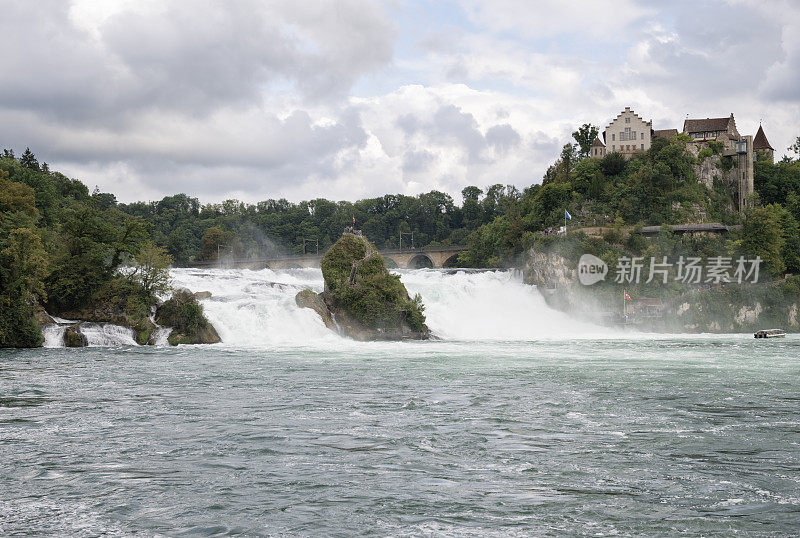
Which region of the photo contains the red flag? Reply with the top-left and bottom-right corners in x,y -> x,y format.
624,291 -> 632,301
352,215 -> 355,225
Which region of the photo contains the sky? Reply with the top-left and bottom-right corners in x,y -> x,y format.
1,0 -> 799,204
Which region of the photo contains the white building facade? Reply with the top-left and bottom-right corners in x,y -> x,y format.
602,107 -> 652,157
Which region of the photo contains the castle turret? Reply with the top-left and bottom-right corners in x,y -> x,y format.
753,124 -> 775,163
589,137 -> 605,158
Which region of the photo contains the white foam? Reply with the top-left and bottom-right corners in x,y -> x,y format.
79,323 -> 138,347
169,267 -> 610,347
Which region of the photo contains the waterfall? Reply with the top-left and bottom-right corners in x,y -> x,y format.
169,267 -> 605,347
42,316 -> 78,348
169,268 -> 335,347
152,326 -> 173,346
42,324 -> 66,348
400,269 -> 603,340
78,323 -> 138,347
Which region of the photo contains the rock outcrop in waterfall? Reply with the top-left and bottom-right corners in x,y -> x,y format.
296,233 -> 429,340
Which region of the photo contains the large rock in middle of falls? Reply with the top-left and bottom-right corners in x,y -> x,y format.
296,233 -> 429,341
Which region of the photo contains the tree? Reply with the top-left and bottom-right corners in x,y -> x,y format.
788,135 -> 800,159
128,242 -> 173,298
0,180 -> 47,347
560,143 -> 578,178
461,186 -> 483,201
20,147 -> 39,171
600,151 -> 627,176
199,227 -> 231,260
742,204 -> 785,275
572,123 -> 599,158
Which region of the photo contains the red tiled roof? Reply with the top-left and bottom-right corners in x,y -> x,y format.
753,125 -> 774,151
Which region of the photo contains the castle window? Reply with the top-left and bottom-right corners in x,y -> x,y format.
612,145 -> 615,151
625,117 -> 631,124
641,144 -> 644,150
640,132 -> 644,140
612,134 -> 615,141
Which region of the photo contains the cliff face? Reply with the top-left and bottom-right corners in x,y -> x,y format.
522,246 -> 800,333
522,249 -> 584,315
297,233 -> 429,340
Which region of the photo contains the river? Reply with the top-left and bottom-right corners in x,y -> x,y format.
2,268 -> 799,535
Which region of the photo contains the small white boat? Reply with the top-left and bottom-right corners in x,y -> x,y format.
754,329 -> 786,339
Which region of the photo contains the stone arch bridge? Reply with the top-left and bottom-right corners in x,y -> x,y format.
189,246 -> 467,270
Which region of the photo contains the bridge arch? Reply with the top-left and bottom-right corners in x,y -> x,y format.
409,253 -> 434,269
442,253 -> 461,268
383,257 -> 399,269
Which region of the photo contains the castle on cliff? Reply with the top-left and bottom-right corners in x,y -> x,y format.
589,107 -> 775,212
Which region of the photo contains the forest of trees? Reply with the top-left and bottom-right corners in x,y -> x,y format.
116,185 -> 521,265
0,150 -> 161,347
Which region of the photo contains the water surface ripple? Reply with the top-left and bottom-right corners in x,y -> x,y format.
2,337 -> 799,536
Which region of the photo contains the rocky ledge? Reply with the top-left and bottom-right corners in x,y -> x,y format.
57,279 -> 219,346
155,289 -> 221,345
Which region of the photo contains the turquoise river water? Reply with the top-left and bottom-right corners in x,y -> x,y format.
1,268 -> 799,536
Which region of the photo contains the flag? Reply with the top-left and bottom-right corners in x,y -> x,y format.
565,210 -> 572,220
352,215 -> 356,225
624,290 -> 632,301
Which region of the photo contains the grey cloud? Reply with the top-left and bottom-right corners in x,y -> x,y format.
402,149 -> 437,173
629,3 -> 782,101
395,113 -> 420,134
485,124 -> 521,153
430,104 -> 485,161
0,0 -> 396,122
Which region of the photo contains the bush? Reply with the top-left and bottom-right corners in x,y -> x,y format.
697,148 -> 713,161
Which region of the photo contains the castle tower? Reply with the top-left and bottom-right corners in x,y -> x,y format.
589,137 -> 605,158
753,124 -> 775,163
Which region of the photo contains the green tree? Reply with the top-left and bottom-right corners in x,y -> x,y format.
199,227 -> 230,260
572,123 -> 599,158
0,179 -> 47,347
788,135 -> 800,159
20,147 -> 39,171
128,241 -> 173,298
742,204 -> 785,275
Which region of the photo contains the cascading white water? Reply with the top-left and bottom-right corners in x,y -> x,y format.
152,326 -> 173,346
400,269 -> 605,340
79,323 -> 138,347
170,268 -> 336,347
42,324 -> 66,348
170,267 -> 607,346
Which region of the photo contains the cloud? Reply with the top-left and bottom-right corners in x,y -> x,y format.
485,124 -> 521,153
0,0 -> 395,121
0,0 -> 799,203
